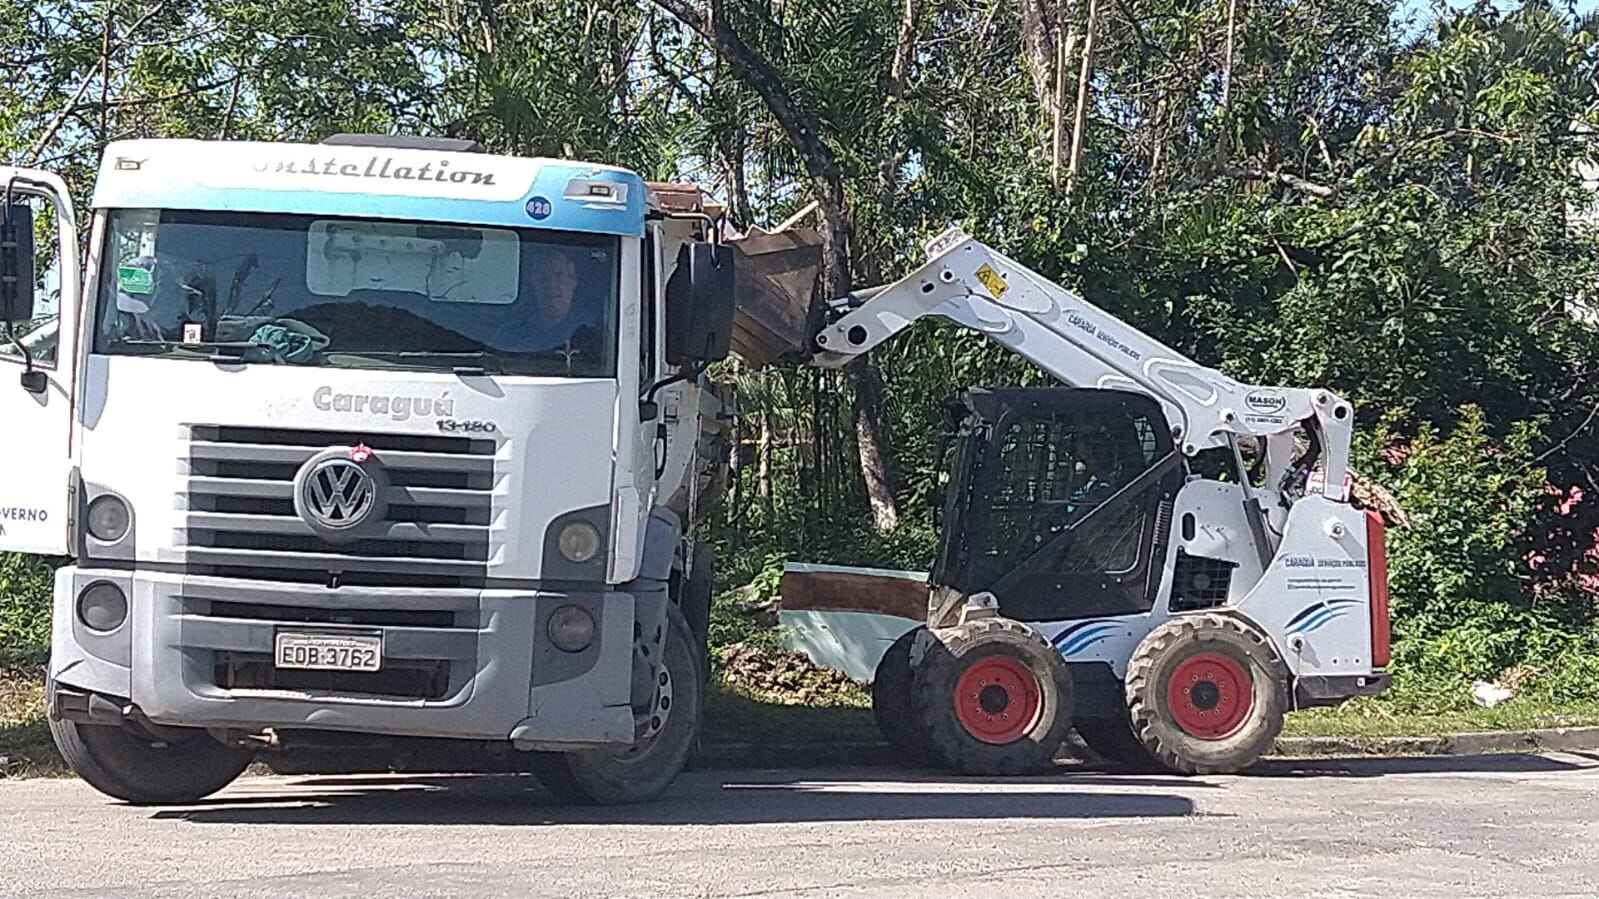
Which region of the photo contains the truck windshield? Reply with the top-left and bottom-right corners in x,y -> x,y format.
92,208 -> 619,376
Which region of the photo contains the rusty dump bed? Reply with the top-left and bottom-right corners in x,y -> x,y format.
778,562 -> 929,621
648,182 -> 821,367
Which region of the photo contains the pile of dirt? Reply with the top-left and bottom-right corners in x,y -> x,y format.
714,642 -> 868,708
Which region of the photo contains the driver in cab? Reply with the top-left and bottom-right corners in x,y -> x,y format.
499,244 -> 602,369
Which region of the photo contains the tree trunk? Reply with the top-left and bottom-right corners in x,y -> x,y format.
850,359 -> 899,531
1065,0 -> 1098,191
653,0 -> 902,530
98,2 -> 113,141
1020,0 -> 1075,173
1220,0 -> 1239,115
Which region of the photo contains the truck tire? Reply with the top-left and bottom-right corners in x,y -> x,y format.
47,708 -> 253,805
1124,613 -> 1288,775
532,604 -> 702,804
912,617 -> 1074,775
682,542 -> 714,680
1073,710 -> 1167,773
871,626 -> 930,764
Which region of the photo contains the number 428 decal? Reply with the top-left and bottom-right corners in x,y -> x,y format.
437,419 -> 498,434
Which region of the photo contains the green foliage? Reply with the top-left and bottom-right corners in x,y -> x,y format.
1353,407 -> 1599,712
0,554 -> 53,661
1363,407 -> 1544,629
0,0 -> 1596,715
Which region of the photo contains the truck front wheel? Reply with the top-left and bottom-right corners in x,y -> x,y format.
532,603 -> 702,804
48,706 -> 254,805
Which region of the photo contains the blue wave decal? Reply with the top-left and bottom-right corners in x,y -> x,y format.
1059,631 -> 1116,656
1054,623 -> 1118,656
1293,609 -> 1345,633
1285,602 -> 1328,630
1288,599 -> 1363,635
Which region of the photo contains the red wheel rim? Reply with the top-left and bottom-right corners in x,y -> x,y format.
1166,652 -> 1254,739
953,655 -> 1043,745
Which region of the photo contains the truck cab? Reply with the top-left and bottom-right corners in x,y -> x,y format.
0,135 -> 733,804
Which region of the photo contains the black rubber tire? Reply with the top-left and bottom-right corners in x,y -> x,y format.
531,604 -> 702,804
1124,613 -> 1288,775
47,702 -> 254,805
872,626 -> 930,763
911,617 -> 1074,776
682,542 -> 714,680
1073,709 -> 1169,773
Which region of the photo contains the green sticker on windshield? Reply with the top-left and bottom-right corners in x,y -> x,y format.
117,265 -> 154,295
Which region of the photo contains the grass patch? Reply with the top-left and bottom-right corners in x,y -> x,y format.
0,661 -> 64,778
703,685 -> 877,746
1284,697 -> 1599,739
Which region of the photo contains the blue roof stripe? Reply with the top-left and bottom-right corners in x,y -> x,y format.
97,163 -> 647,237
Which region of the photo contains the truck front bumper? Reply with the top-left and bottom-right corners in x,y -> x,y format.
49,566 -> 643,746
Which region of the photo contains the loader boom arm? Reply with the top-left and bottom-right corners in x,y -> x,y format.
812,228 -> 1353,502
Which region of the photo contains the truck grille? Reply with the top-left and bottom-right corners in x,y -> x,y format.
180,425 -> 499,586
176,580 -> 479,703
212,651 -> 454,700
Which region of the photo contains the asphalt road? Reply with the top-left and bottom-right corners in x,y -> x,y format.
2,752 -> 1598,898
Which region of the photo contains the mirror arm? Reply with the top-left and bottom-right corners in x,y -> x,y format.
5,320 -> 43,395
650,209 -> 723,259
5,320 -> 33,372
642,358 -> 711,408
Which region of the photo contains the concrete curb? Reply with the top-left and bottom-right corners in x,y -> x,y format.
1272,726 -> 1599,758
692,727 -> 1599,770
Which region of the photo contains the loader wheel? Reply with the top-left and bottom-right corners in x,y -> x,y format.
913,618 -> 1074,775
872,626 -> 930,764
1124,613 -> 1287,775
1073,710 -> 1167,773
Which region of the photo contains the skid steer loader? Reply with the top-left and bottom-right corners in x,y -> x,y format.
802,227 -> 1391,775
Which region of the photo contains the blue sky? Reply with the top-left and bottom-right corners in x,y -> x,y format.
1400,0 -> 1599,19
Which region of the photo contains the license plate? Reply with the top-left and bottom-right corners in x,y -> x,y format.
274,631 -> 382,672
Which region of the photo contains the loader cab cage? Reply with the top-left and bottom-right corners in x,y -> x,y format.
932,388 -> 1185,622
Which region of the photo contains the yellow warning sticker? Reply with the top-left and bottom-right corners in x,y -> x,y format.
974,263 -> 1008,299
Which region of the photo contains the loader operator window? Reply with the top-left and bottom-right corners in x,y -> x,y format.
92,208 -> 619,377
975,406 -> 1168,622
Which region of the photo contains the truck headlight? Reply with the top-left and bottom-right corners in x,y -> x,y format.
547,604 -> 596,653
77,581 -> 128,632
86,495 -> 131,542
557,521 -> 602,563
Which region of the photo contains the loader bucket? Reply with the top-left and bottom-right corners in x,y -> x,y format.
645,181 -> 822,367
726,226 -> 822,367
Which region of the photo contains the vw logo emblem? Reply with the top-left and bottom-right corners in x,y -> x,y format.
292,448 -> 390,542
302,458 -> 376,529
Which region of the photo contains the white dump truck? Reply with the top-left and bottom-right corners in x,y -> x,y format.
0,135 -> 745,804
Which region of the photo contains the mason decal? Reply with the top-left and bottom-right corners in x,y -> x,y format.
1245,392 -> 1288,414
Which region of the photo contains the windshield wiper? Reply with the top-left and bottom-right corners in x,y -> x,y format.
339,351 -> 506,375
119,338 -> 274,360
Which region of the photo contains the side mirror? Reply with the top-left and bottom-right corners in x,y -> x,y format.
0,203 -> 35,324
664,242 -> 735,366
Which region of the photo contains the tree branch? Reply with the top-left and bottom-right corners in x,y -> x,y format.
649,0 -> 851,293
1222,166 -> 1338,199
24,70 -> 97,165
